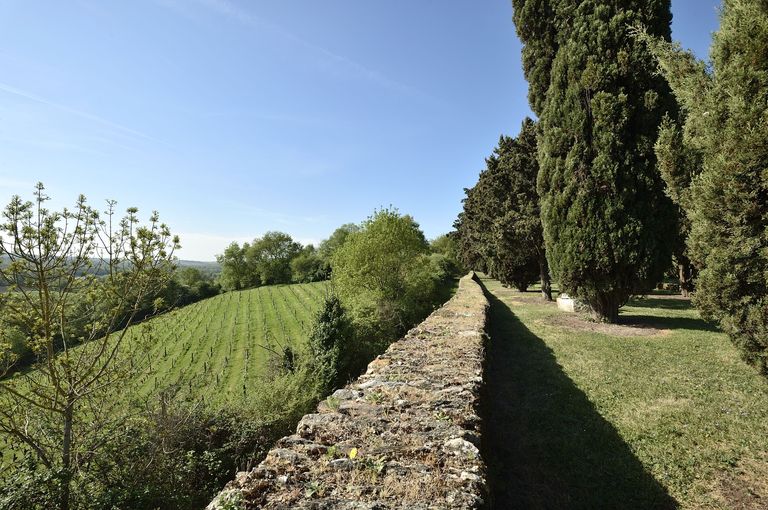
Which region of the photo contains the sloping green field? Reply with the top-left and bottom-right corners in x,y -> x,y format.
129,281 -> 328,400
0,282 -> 328,471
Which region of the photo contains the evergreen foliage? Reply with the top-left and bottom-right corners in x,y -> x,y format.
307,295 -> 354,395
638,0 -> 768,374
455,118 -> 551,298
654,115 -> 701,296
512,0 -> 678,321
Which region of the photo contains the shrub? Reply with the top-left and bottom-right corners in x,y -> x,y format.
331,208 -> 446,346
307,295 -> 354,394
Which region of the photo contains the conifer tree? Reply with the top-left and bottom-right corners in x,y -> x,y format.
455,119 -> 551,298
638,0 -> 768,374
654,115 -> 701,296
512,0 -> 678,321
307,295 -> 353,394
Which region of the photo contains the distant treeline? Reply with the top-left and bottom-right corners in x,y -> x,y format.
0,264 -> 221,373
215,226 -> 355,290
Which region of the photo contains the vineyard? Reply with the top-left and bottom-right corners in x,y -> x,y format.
0,281 -> 329,469
130,281 -> 329,401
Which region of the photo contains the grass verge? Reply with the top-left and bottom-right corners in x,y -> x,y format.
481,277 -> 768,509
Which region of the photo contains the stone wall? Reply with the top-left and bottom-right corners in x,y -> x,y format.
207,272 -> 489,509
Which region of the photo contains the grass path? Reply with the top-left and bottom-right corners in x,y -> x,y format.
480,277 -> 768,509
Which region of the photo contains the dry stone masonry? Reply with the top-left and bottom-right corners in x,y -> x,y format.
207,273 -> 489,509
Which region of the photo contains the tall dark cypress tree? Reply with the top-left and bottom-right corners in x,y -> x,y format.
638,0 -> 768,374
512,0 -> 678,321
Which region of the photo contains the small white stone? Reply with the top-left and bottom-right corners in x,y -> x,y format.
460,471 -> 481,482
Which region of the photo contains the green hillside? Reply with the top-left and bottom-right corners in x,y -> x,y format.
0,281 -> 328,467
130,281 -> 328,401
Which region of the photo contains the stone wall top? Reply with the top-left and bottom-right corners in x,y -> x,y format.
208,272 -> 489,509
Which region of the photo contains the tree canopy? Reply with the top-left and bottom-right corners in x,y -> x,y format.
216,232 -> 302,290
331,208 -> 444,345
455,118 -> 551,298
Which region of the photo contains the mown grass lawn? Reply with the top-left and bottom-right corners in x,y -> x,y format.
480,277 -> 768,509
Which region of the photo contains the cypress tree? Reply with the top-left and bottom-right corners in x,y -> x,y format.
455,118 -> 551,298
307,295 -> 353,394
512,0 -> 678,321
638,0 -> 768,374
654,115 -> 701,296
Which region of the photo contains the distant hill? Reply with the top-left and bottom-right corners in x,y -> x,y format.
176,259 -> 221,275
0,256 -> 220,277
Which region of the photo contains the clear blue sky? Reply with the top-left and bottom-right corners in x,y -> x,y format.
0,0 -> 720,260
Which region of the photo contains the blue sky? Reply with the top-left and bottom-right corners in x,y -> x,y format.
0,0 -> 721,261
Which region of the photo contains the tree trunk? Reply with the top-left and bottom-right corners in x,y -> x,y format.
539,256 -> 552,301
60,397 -> 74,510
678,256 -> 695,298
589,291 -> 624,323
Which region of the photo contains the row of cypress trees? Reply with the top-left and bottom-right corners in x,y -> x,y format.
458,0 -> 767,374
454,118 -> 551,300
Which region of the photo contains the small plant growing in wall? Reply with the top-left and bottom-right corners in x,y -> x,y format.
218,491 -> 245,510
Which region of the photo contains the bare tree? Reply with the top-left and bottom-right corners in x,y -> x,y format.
0,183 -> 179,510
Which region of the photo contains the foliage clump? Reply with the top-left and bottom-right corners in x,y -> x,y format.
217,232 -> 303,290
307,295 -> 354,395
331,208 -> 449,350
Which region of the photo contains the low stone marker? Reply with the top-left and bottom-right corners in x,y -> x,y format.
207,273 -> 489,509
557,293 -> 576,312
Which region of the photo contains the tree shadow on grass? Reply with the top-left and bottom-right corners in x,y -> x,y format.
480,288 -> 679,510
624,297 -> 720,333
620,315 -> 720,333
628,297 -> 694,311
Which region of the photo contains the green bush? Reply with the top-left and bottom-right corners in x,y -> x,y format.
331,208 -> 447,347
307,295 -> 355,394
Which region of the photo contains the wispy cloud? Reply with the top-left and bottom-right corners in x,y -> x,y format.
0,82 -> 160,144
188,0 -> 422,96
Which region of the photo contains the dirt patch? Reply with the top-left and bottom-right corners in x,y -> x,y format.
491,288 -> 557,307
713,455 -> 768,509
547,314 -> 670,337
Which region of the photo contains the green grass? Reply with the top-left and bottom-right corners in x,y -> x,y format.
481,277 -> 768,509
127,281 -> 329,400
0,282 -> 328,468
